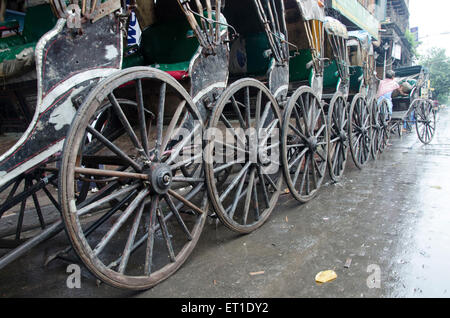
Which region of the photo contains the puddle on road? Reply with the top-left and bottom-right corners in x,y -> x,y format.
389,110 -> 450,297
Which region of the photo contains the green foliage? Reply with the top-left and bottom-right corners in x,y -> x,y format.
419,48 -> 450,103
405,29 -> 420,59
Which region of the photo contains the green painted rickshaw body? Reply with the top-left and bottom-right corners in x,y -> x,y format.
0,4 -> 57,78
289,49 -> 313,85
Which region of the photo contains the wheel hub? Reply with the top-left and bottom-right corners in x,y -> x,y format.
361,127 -> 368,136
147,163 -> 172,194
339,130 -> 347,142
307,136 -> 318,152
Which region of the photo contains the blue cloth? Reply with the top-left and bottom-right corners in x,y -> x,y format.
378,93 -> 393,115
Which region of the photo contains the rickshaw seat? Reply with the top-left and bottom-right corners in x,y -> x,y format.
140,20 -> 200,80
349,66 -> 363,92
0,4 -> 56,77
245,33 -> 271,76
289,49 -> 313,82
0,20 -> 20,34
323,60 -> 339,89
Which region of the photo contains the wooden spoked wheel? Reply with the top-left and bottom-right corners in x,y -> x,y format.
370,98 -> 381,159
281,86 -> 329,203
415,99 -> 436,145
205,79 -> 283,233
378,98 -> 390,153
348,94 -> 371,169
0,165 -> 60,251
59,67 -> 207,290
327,93 -> 349,182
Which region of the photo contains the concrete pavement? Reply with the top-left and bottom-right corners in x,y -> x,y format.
1,108 -> 449,298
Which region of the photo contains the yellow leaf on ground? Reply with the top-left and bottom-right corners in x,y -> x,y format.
315,270 -> 337,283
430,185 -> 442,190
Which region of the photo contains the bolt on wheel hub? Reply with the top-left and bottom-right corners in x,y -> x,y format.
147,163 -> 172,194
339,130 -> 347,142
307,136 -> 318,152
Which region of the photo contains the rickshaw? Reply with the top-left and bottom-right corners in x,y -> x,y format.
346,30 -> 376,169
322,16 -> 350,182
280,0 -> 330,203
0,0 -> 289,290
390,65 -> 436,144
0,0 -> 127,272
0,1 -> 57,133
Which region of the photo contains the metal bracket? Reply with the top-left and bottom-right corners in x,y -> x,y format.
66,4 -> 82,29
91,0 -> 122,23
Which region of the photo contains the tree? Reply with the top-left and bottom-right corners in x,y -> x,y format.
419,48 -> 450,104
405,29 -> 420,61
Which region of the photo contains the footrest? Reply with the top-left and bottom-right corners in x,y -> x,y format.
151,61 -> 190,80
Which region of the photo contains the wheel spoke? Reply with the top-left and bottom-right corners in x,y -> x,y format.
228,166 -> 249,219
108,93 -> 144,157
30,179 -> 45,229
255,90 -> 262,131
164,194 -> 192,240
170,153 -> 202,171
242,168 -> 256,224
258,101 -> 272,130
93,188 -> 149,256
136,79 -> 149,156
288,147 -> 308,169
311,156 -> 318,190
259,119 -> 279,148
118,200 -> 145,274
245,86 -> 251,128
257,166 -> 270,208
219,113 -> 246,146
332,142 -> 341,172
299,96 -> 310,134
252,181 -> 260,221
231,96 -> 246,128
155,83 -> 166,160
161,100 -> 186,154
157,208 -> 176,262
289,123 -> 308,141
86,125 -> 142,172
219,162 -> 251,202
292,153 -> 307,186
166,123 -> 201,165
315,123 -> 326,139
168,189 -> 205,215
144,195 -> 159,276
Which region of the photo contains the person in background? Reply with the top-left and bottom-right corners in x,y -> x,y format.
377,70 -> 403,118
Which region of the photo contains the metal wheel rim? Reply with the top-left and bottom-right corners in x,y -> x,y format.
327,93 -> 349,182
348,94 -> 371,169
416,99 -> 436,145
205,78 -> 283,233
281,86 -> 329,203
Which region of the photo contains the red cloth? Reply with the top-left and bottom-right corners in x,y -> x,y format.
166,70 -> 189,80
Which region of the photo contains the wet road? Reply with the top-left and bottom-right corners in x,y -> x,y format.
1,108 -> 449,298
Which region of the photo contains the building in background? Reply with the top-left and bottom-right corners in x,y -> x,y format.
377,0 -> 413,78
325,0 -> 413,79
324,0 -> 385,42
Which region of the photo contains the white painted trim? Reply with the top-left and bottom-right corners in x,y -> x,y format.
273,84 -> 288,98
0,141 -> 64,187
192,81 -> 227,104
